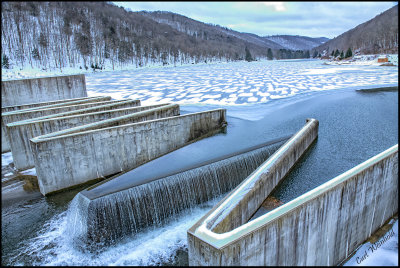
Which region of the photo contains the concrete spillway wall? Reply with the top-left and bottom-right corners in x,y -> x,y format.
213,118 -> 319,233
1,74 -> 87,107
1,96 -> 107,114
188,142 -> 398,265
69,137 -> 289,246
1,96 -> 112,153
2,98 -> 119,125
7,102 -> 164,171
31,108 -> 226,195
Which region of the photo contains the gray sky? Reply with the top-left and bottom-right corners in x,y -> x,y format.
113,1 -> 397,38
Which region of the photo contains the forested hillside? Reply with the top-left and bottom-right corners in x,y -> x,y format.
263,35 -> 329,51
313,5 -> 398,56
1,2 -> 323,72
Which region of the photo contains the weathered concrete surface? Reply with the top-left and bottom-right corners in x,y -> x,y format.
7,102 -> 165,171
188,143 -> 398,266
1,74 -> 87,107
1,96 -> 112,153
31,109 -> 226,195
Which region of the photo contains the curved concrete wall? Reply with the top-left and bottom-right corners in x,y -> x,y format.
1,74 -> 87,107
30,108 -> 226,195
1,96 -> 112,153
7,102 -> 165,171
188,144 -> 398,266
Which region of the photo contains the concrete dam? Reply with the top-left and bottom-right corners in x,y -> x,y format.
3,74 -> 397,266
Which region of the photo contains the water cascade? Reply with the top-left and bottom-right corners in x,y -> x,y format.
66,137 -> 290,247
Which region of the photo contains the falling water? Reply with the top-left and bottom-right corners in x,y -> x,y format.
65,138 -> 287,247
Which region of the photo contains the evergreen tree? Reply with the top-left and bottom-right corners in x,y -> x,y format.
2,54 -> 10,69
339,51 -> 344,59
313,50 -> 318,58
331,50 -> 335,56
245,47 -> 253,62
345,48 -> 352,58
304,50 -> 310,58
334,49 -> 340,57
267,48 -> 273,60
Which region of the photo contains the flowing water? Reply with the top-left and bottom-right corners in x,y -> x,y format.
67,139 -> 287,247
1,60 -> 398,266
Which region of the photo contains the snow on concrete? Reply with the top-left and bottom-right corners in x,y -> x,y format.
2,152 -> 13,167
20,168 -> 37,177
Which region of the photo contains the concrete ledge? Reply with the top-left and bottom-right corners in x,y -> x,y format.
30,108 -> 226,195
1,74 -> 87,107
1,96 -> 111,153
7,101 -> 162,171
188,143 -> 398,265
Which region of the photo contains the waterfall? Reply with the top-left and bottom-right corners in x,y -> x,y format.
66,138 -> 288,247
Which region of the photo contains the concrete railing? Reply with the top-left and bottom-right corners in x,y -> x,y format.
1,74 -> 87,107
1,96 -> 111,153
7,102 -> 166,171
188,143 -> 398,266
31,108 -> 226,195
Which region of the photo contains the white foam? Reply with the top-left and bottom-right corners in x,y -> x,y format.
7,196 -> 222,266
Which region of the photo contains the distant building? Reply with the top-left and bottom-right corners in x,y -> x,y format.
377,55 -> 388,63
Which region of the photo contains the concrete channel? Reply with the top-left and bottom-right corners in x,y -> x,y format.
30,108 -> 227,195
7,99 -> 143,170
188,129 -> 398,265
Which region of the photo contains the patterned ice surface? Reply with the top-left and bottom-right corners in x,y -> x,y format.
85,59 -> 398,106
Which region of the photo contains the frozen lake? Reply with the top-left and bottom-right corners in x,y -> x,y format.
1,59 -> 398,266
86,59 -> 398,106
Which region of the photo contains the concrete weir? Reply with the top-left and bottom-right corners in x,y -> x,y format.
7,99 -> 142,170
31,108 -> 227,195
66,136 -> 290,246
1,74 -> 87,107
1,96 -> 112,153
188,142 -> 397,264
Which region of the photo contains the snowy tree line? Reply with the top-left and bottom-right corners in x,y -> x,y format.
1,2 -> 313,71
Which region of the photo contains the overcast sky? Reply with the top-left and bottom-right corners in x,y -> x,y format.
113,1 -> 397,38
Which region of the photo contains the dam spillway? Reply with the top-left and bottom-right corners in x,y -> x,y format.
2,74 -> 228,196
67,136 -> 290,246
